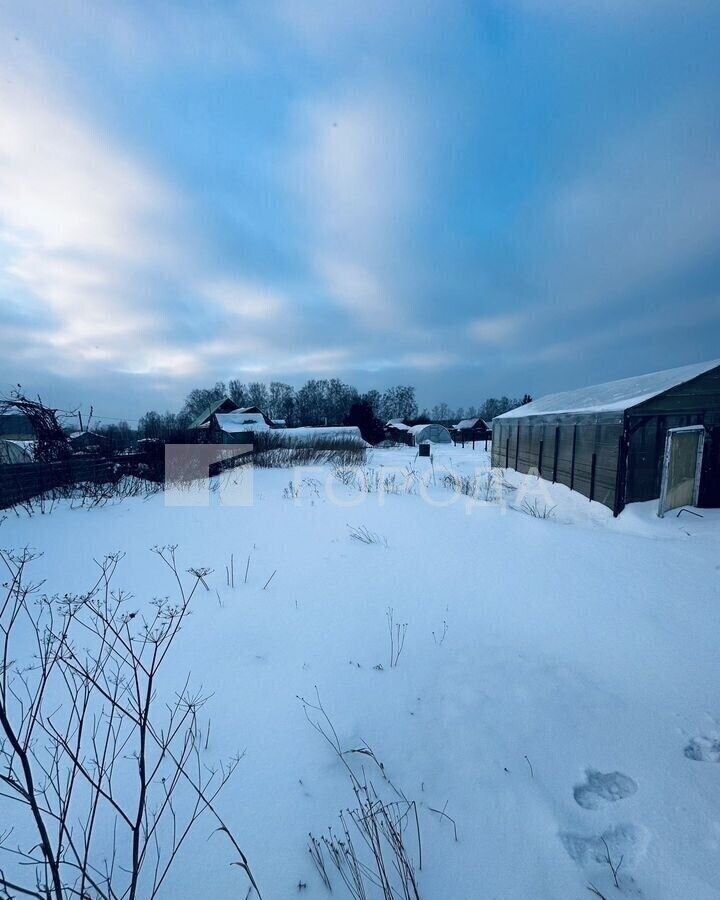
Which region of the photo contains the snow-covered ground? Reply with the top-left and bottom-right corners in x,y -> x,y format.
3,443 -> 720,899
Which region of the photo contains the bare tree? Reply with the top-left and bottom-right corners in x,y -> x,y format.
0,545 -> 260,900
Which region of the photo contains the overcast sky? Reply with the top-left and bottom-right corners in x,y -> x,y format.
1,0 -> 718,422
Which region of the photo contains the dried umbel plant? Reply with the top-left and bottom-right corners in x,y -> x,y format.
300,691 -> 422,900
0,545 -> 260,900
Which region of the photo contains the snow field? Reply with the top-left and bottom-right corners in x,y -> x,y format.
2,443 -> 720,899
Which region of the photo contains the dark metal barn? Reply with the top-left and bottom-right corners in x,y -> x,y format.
491,359 -> 720,515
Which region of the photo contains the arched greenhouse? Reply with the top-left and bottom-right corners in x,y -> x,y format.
408,423 -> 452,444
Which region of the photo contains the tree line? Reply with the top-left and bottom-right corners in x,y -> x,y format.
136,380 -> 420,442
5,381 -> 531,450
132,380 -> 531,444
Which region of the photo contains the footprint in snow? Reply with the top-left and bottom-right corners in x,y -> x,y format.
574,768 -> 638,809
561,823 -> 648,869
684,735 -> 720,763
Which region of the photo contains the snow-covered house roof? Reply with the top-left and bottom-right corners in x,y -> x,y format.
497,359 -> 720,420
189,397 -> 240,430
214,412 -> 271,434
385,418 -> 410,431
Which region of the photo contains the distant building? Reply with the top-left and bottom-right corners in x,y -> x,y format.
452,417 -> 492,446
491,359 -> 720,515
188,397 -> 240,434
384,418 -> 413,444
69,431 -> 110,453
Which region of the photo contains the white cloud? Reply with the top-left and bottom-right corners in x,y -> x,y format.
469,314 -> 525,345
200,279 -> 286,321
315,256 -> 388,323
292,87 -> 420,329
0,43 -> 185,369
0,37 -> 288,383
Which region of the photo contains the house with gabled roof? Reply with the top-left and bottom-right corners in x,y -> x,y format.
188,397 -> 240,432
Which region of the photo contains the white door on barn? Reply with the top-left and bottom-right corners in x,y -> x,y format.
658,425 -> 705,517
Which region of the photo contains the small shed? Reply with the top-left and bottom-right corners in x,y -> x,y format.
453,417 -> 492,447
69,431 -> 109,453
408,423 -> 452,445
384,418 -> 413,445
491,359 -> 720,515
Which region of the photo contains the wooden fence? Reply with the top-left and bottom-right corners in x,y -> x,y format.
0,453 -> 158,510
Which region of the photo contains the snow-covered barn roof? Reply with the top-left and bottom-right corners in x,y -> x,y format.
496,359 -> 720,419
385,418 -> 410,430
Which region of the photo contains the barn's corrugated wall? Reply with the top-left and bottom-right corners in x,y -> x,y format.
491,415 -> 623,512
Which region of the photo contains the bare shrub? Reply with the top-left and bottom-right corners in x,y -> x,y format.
281,477 -> 321,501
386,607 -> 408,668
439,469 -> 514,503
348,464 -> 416,496
251,433 -> 366,469
432,620 -> 448,646
357,468 -> 381,494
347,525 -> 387,547
332,463 -> 358,487
9,472 -> 162,517
519,498 -> 556,519
300,692 -> 421,900
0,545 -> 259,900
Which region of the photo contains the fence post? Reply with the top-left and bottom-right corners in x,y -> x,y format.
570,425 -> 577,492
589,452 -> 597,502
538,439 -> 544,476
515,425 -> 520,469
552,426 -> 560,483
505,437 -> 509,467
